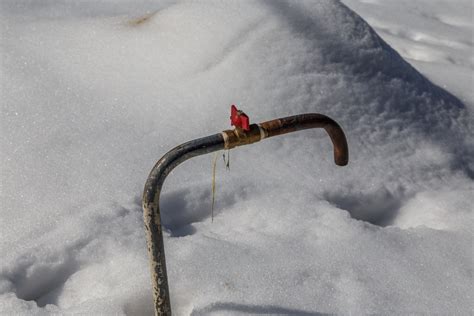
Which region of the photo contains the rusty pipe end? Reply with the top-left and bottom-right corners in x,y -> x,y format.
325,123 -> 349,166
259,114 -> 349,167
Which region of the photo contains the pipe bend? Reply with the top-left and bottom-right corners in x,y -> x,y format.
143,133 -> 225,208
259,113 -> 349,166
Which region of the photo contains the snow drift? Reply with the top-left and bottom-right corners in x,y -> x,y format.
1,0 -> 472,314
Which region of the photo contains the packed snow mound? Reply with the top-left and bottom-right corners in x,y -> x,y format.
1,0 -> 472,315
342,0 -> 474,108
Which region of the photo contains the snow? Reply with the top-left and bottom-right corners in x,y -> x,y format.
1,0 -> 472,314
342,0 -> 474,109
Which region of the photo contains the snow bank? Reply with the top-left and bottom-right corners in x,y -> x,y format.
1,0 -> 472,314
342,0 -> 474,110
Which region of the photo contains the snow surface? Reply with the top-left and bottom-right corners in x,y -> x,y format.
1,0 -> 473,314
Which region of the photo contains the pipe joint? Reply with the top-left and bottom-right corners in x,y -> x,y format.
222,124 -> 264,149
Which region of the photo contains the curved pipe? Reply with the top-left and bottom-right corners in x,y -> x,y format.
142,113 -> 348,315
260,113 -> 348,166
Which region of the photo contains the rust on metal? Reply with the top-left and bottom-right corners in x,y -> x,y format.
221,114 -> 348,165
222,124 -> 263,149
143,113 -> 348,315
260,114 -> 349,166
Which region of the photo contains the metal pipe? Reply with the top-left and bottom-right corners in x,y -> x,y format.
142,113 -> 349,315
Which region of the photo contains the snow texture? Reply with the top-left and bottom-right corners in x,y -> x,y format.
1,0 -> 473,314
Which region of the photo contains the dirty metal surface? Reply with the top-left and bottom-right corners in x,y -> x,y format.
260,114 -> 349,166
143,113 -> 348,315
142,133 -> 225,315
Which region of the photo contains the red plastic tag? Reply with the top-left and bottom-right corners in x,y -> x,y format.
230,105 -> 250,131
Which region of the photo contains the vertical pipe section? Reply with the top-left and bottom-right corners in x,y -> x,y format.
142,134 -> 225,315
143,113 -> 349,315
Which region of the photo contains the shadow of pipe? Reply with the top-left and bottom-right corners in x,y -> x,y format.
191,302 -> 329,316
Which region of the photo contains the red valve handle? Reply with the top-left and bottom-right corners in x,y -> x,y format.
230,105 -> 250,131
